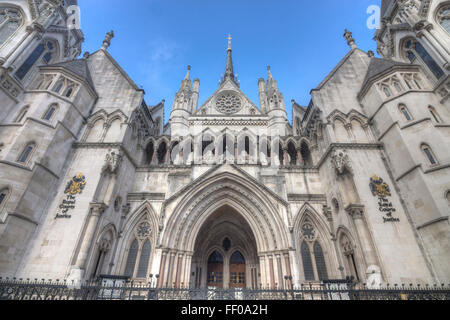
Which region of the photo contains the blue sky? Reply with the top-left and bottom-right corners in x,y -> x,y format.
78,0 -> 382,124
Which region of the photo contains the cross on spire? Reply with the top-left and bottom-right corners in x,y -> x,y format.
227,34 -> 232,51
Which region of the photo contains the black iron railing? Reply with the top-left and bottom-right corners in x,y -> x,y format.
0,278 -> 449,300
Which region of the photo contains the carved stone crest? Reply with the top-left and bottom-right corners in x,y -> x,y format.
102,149 -> 123,174
331,150 -> 351,175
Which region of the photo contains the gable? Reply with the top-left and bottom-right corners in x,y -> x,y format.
86,50 -> 144,116
193,78 -> 263,117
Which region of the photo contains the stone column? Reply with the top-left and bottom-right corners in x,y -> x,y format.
69,202 -> 107,283
276,254 -> 283,289
418,27 -> 450,69
158,251 -> 167,288
283,148 -> 288,166
268,255 -> 275,289
3,27 -> 41,68
166,251 -> 176,287
183,253 -> 193,288
296,148 -> 303,166
283,252 -> 292,289
346,205 -> 379,269
258,255 -> 266,289
175,253 -> 183,288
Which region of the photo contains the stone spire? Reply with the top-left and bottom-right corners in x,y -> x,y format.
180,65 -> 192,91
184,65 -> 191,81
101,30 -> 114,50
223,34 -> 237,84
344,29 -> 357,50
266,66 -> 277,91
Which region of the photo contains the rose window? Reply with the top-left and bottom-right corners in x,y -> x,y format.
301,222 -> 317,241
136,221 -> 151,239
216,92 -> 242,114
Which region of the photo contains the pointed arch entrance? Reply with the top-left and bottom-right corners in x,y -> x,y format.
191,205 -> 258,289
158,171 -> 292,289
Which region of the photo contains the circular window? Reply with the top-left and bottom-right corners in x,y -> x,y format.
215,92 -> 242,114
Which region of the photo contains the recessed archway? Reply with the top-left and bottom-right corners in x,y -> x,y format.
191,205 -> 259,289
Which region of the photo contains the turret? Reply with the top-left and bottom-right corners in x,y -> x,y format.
263,66 -> 288,135
191,78 -> 200,113
258,78 -> 268,113
170,65 -> 194,137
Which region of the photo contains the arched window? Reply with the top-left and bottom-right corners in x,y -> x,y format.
124,239 -> 139,278
244,136 -> 250,155
0,188 -> 10,210
15,41 -> 56,80
287,142 -> 297,165
313,242 -> 328,281
428,106 -> 441,123
382,86 -> 391,98
53,78 -> 64,94
124,219 -> 153,279
136,239 -> 151,278
340,234 -> 359,281
300,142 -> 312,166
399,104 -> 412,121
421,144 -> 438,165
145,142 -> 154,165
404,39 -> 444,79
0,7 -> 23,47
14,106 -> 29,123
17,143 -> 35,164
42,104 -> 57,121
157,142 -> 167,165
437,4 -> 450,34
301,241 -> 315,281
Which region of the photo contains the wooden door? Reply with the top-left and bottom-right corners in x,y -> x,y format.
229,251 -> 246,288
207,251 -> 223,288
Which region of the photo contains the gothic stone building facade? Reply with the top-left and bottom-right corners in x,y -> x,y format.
0,0 -> 449,289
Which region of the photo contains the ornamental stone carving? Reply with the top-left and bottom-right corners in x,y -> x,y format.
216,92 -> 242,114
136,221 -> 152,240
301,221 -> 317,242
102,149 -> 123,174
331,150 -> 352,175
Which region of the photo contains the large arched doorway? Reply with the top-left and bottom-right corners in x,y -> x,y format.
191,205 -> 259,289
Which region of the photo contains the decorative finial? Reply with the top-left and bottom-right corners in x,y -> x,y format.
368,50 -> 374,58
184,65 -> 191,81
344,29 -> 357,50
227,34 -> 232,51
101,30 -> 115,50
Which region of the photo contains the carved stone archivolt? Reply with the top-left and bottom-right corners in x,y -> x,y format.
331,149 -> 352,175
163,180 -> 288,252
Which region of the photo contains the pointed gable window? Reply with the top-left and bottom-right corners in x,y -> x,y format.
399,104 -> 412,121
15,41 -> 56,80
437,5 -> 450,34
0,7 -> 23,47
421,144 -> 438,166
17,143 -> 35,164
43,104 -> 57,121
404,39 -> 444,79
